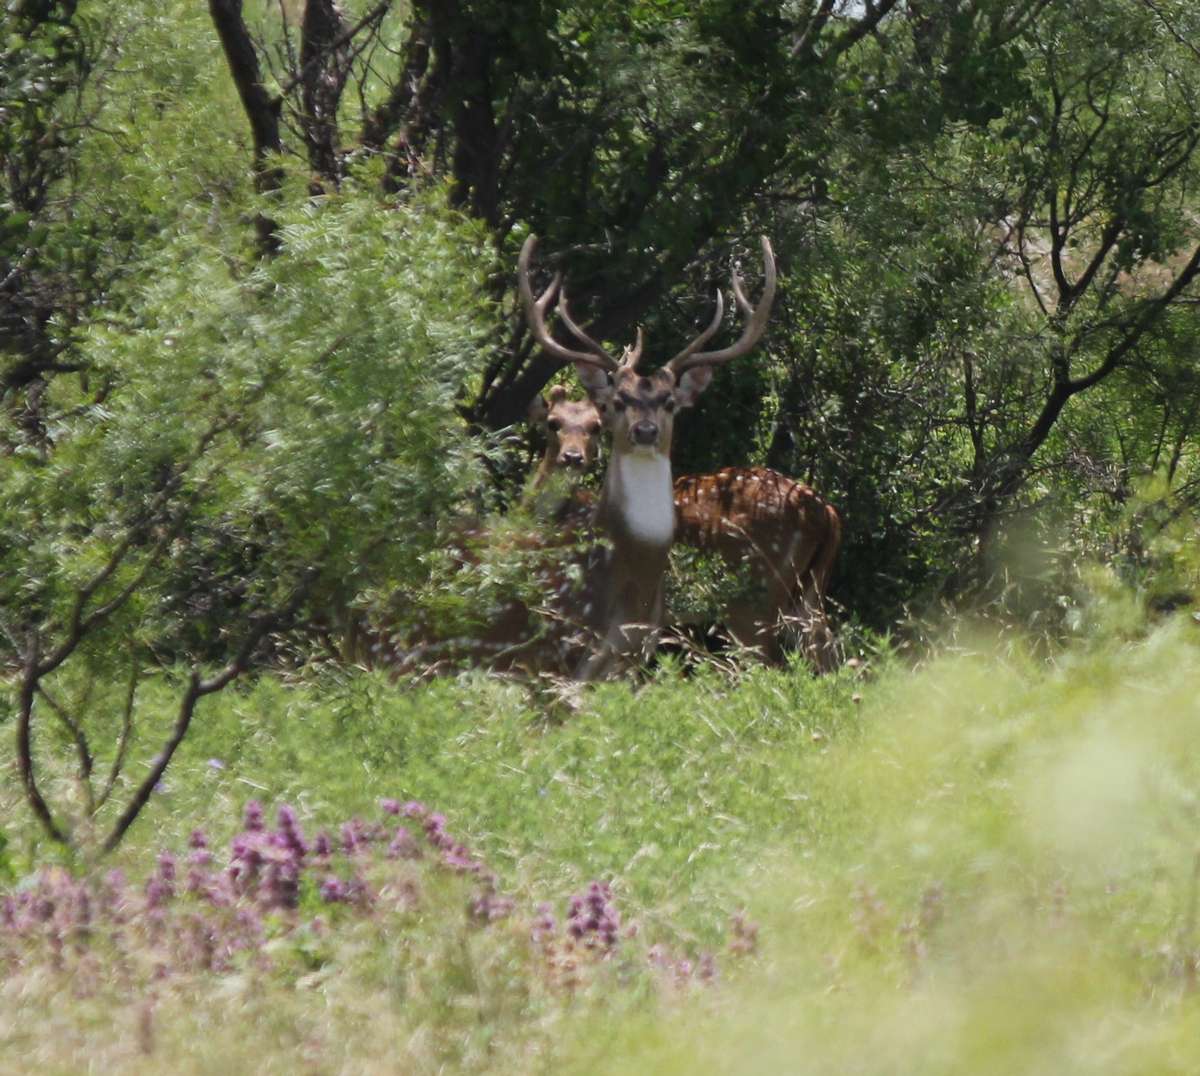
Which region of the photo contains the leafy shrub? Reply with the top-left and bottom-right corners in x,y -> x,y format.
0,185 -> 498,849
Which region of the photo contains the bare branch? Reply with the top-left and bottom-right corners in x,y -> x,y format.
96,650 -> 140,812
101,569 -> 318,853
16,633 -> 70,846
823,0 -> 902,63
35,684 -> 94,816
276,0 -> 391,100
209,0 -> 284,250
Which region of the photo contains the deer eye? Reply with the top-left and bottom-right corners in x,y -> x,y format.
663,398 -> 676,413
613,399 -> 627,412
589,423 -> 602,435
548,419 -> 562,432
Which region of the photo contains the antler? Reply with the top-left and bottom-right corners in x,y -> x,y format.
665,236 -> 776,377
559,285 -> 645,369
518,235 -> 622,374
663,290 -> 724,370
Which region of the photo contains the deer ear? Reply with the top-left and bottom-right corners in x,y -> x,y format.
574,361 -> 615,405
527,394 -> 549,424
673,366 -> 714,409
547,384 -> 569,404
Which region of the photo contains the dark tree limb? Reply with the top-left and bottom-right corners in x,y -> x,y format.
360,1 -> 430,150
277,0 -> 391,100
16,633 -> 69,846
953,238 -> 1200,544
101,569 -> 317,853
209,0 -> 284,251
823,0 -> 902,63
437,5 -> 501,226
96,649 -> 140,812
295,0 -> 355,186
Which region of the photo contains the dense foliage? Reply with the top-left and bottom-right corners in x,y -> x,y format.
4,4 -> 1200,1068
4,0 -> 1198,631
2,0 -> 1199,869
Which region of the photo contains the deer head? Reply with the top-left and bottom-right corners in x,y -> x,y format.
518,235 -> 776,457
518,235 -> 777,678
527,384 -> 604,484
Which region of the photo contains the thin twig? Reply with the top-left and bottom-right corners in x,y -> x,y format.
96,647 -> 140,812
275,0 -> 390,101
35,684 -> 94,816
101,569 -> 318,853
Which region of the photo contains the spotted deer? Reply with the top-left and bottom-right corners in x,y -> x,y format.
518,233 -> 777,679
673,467 -> 841,671
527,384 -> 605,487
525,392 -> 841,671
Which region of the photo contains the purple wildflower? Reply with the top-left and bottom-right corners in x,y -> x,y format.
531,902 -> 557,945
468,885 -> 515,924
386,826 -> 420,860
244,800 -> 265,832
442,843 -> 480,873
729,909 -> 759,956
380,798 -> 402,816
276,803 -> 307,857
423,813 -> 450,849
319,878 -> 348,902
144,853 -> 177,909
566,881 -> 621,951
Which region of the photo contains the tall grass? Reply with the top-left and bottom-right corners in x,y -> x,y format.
3,612 -> 1200,1072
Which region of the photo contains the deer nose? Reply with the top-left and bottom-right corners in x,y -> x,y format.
559,449 -> 585,468
631,421 -> 659,445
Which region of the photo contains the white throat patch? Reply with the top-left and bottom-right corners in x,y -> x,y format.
613,453 -> 675,545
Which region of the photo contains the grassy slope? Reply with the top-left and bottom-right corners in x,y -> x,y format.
4,617 -> 1200,1072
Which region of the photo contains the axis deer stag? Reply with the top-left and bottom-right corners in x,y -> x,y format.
525,394 -> 842,670
673,467 -> 841,671
518,233 -> 777,680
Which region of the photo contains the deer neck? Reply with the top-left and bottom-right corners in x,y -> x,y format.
600,445 -> 676,550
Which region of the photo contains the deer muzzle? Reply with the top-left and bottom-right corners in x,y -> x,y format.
631,420 -> 659,446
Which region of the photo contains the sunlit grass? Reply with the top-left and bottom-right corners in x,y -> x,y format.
4,613 -> 1200,1072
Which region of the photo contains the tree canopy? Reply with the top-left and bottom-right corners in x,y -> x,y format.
4,1 -> 1200,846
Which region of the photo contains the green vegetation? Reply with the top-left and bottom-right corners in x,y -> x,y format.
5,609 -> 1200,1072
5,0 -> 1200,1070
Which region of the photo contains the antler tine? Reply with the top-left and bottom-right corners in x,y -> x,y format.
622,326 -> 645,369
666,236 -> 776,377
518,235 -> 620,372
664,288 -> 724,369
558,284 -> 617,363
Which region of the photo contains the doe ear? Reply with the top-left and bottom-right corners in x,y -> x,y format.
527,394 -> 549,424
673,365 -> 715,409
546,384 -> 569,404
573,361 -> 615,405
